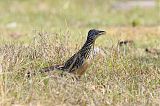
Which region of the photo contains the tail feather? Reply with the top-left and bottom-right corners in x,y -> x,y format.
40,66 -> 56,73
39,65 -> 64,73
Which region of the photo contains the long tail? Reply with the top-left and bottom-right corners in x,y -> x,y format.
26,65 -> 64,78
39,65 -> 64,73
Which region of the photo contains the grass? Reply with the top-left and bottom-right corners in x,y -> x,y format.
0,0 -> 160,106
0,27 -> 160,106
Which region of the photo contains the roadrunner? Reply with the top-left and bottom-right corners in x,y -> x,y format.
40,29 -> 106,77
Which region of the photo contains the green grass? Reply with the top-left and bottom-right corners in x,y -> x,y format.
0,0 -> 160,105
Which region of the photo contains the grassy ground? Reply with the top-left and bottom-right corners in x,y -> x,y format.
0,0 -> 160,106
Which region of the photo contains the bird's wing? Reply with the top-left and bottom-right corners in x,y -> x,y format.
63,52 -> 84,73
68,53 -> 85,73
63,53 -> 79,71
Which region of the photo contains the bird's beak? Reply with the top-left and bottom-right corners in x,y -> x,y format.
98,30 -> 106,35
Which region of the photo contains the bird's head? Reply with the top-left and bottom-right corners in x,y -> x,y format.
87,29 -> 106,41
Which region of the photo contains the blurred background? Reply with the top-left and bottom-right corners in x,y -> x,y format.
0,0 -> 159,40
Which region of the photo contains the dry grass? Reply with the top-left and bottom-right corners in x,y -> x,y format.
0,0 -> 159,105
0,27 -> 160,106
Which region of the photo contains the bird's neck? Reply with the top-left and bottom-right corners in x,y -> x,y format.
80,39 -> 95,58
83,38 -> 95,48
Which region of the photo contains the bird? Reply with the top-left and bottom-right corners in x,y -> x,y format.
40,29 -> 106,78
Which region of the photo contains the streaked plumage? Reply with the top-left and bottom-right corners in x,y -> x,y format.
40,29 -> 106,77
